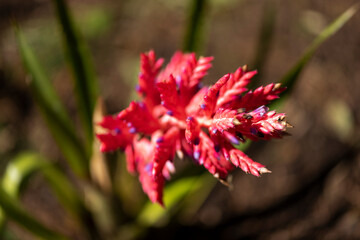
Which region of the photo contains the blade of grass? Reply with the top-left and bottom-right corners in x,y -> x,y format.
15,26 -> 88,177
183,0 -> 208,53
277,4 -> 359,102
53,0 -> 99,153
0,188 -> 67,240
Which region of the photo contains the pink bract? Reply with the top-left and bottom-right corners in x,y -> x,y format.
96,50 -> 290,206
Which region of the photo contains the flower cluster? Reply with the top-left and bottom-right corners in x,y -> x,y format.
97,51 -> 290,206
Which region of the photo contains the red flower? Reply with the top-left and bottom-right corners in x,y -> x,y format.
97,51 -> 290,205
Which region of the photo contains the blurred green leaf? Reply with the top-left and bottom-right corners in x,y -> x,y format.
137,176 -> 202,226
183,0 -> 208,53
277,4 -> 359,101
0,152 -> 103,239
0,153 -> 84,231
15,26 -> 88,177
53,0 -> 99,152
77,7 -> 113,39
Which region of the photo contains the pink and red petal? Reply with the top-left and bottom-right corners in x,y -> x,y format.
216,69 -> 257,109
152,127 -> 179,179
157,74 -> 186,119
117,101 -> 160,135
185,116 -> 200,145
200,74 -> 230,117
97,133 -> 131,152
233,107 -> 288,140
138,50 -> 164,109
232,83 -> 286,111
211,108 -> 237,132
229,149 -> 271,177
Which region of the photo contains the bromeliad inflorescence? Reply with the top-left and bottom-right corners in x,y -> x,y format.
96,51 -> 290,206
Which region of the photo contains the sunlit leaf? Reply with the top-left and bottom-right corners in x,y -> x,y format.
137,176 -> 201,226
15,26 -> 88,177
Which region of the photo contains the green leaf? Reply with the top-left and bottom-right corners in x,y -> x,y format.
15,26 -> 88,177
0,152 -> 84,226
53,0 -> 99,151
277,4 -> 359,101
0,152 -> 102,239
0,153 -> 71,240
137,176 -> 209,227
183,0 -> 208,53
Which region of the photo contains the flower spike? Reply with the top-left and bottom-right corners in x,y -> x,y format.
97,51 -> 290,205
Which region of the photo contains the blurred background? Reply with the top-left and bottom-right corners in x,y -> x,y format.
0,0 -> 360,239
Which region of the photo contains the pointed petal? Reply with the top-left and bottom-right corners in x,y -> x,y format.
211,108 -> 237,132
185,116 -> 200,145
232,83 -> 286,110
138,50 -> 163,109
118,101 -> 160,135
156,74 -> 186,119
152,127 -> 179,179
234,109 -> 289,140
229,149 -> 270,177
201,74 -> 230,117
216,69 -> 257,108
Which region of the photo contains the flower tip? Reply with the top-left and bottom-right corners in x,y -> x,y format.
233,118 -> 241,125
193,151 -> 200,161
286,122 -> 294,128
99,145 -> 107,152
219,178 -> 231,188
129,127 -> 137,134
176,150 -> 184,159
273,83 -> 282,91
259,167 -> 272,174
223,73 -> 231,80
